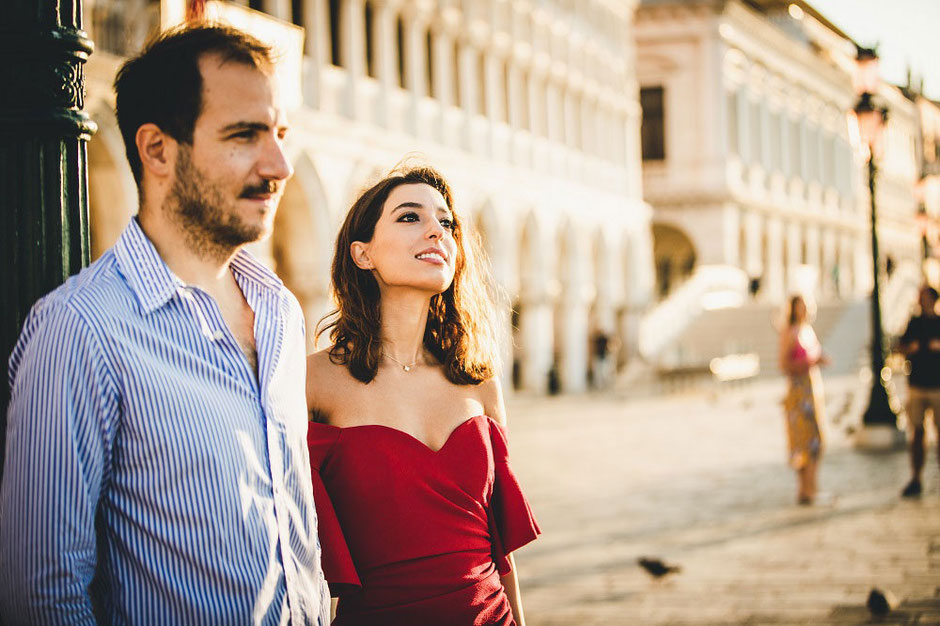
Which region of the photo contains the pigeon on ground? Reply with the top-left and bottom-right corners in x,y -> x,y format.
866,587 -> 898,617
637,557 -> 681,579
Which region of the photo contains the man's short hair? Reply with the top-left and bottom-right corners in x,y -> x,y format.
114,24 -> 274,185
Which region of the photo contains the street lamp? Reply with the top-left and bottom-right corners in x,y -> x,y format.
852,72 -> 900,446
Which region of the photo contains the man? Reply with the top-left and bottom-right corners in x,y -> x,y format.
0,25 -> 331,623
897,285 -> 940,498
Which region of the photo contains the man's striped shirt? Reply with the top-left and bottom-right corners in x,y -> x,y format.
0,218 -> 330,624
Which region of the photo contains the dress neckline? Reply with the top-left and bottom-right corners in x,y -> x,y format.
315,414 -> 491,454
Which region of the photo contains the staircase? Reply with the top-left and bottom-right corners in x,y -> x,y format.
623,260 -> 923,395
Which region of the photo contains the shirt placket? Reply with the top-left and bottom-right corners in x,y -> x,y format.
180,284 -> 304,623
252,288 -> 306,625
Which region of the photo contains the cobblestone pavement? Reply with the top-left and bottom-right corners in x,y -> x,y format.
505,375 -> 939,625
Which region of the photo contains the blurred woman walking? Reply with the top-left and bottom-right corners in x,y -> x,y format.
779,295 -> 829,505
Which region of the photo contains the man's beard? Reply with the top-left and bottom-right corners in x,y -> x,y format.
168,146 -> 277,257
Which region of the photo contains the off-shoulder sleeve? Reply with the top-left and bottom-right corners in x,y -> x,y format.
486,418 -> 541,576
307,422 -> 361,596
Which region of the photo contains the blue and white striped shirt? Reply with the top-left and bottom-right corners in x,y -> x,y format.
1,218 -> 330,625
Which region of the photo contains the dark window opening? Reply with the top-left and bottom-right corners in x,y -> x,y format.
364,1 -> 376,77
396,15 -> 406,88
329,0 -> 342,66
426,30 -> 435,97
291,0 -> 304,28
640,86 -> 665,160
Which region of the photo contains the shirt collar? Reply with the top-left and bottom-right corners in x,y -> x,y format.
114,218 -> 284,315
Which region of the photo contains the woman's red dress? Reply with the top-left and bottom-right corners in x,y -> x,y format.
307,415 -> 540,625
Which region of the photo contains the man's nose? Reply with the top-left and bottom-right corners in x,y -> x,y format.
259,136 -> 293,182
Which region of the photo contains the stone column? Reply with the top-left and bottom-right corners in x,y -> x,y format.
302,0 -> 329,108
518,293 -> 553,394
372,0 -> 395,127
546,79 -> 563,145
723,203 -> 742,267
341,0 -> 367,120
456,37 -> 478,150
821,227 -> 837,298
764,216 -> 785,303
262,0 -> 292,21
557,298 -> 590,393
431,24 -> 453,108
506,60 -> 525,128
839,231 -> 854,298
401,4 -> 428,135
804,223 -> 821,296
1,0 -> 97,476
743,210 -> 764,280
785,220 -> 802,295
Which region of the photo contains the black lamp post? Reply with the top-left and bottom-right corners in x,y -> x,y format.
852,81 -> 899,433
0,1 -> 95,476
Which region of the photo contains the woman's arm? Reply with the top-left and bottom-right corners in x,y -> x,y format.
480,378 -> 528,623
501,555 -> 526,626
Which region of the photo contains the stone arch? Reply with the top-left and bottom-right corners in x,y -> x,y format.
589,227 -> 617,387
651,221 -> 696,300
471,199 -> 504,284
513,210 -> 552,393
471,200 -> 513,385
87,104 -> 137,260
345,160 -> 387,211
270,154 -> 334,349
552,217 -> 590,393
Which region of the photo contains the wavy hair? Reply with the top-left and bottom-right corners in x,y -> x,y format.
317,166 -> 500,385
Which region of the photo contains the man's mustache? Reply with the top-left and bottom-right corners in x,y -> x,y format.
239,180 -> 282,198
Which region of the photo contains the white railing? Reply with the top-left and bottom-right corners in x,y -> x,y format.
638,264 -> 750,360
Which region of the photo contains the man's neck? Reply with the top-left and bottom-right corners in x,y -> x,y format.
137,208 -> 239,292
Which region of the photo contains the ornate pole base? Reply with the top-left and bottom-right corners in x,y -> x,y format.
854,379 -> 905,451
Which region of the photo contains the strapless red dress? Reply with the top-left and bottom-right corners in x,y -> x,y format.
307,415 -> 540,625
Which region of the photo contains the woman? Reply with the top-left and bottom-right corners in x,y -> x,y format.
778,295 -> 829,505
306,166 -> 540,625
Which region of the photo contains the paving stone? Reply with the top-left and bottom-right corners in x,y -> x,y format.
508,375 -> 940,625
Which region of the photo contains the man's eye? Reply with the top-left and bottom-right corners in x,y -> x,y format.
230,131 -> 255,140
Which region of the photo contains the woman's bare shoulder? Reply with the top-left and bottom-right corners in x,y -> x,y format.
477,376 -> 507,426
306,348 -> 355,415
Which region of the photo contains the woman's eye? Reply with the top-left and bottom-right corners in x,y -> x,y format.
397,212 -> 419,223
439,218 -> 455,230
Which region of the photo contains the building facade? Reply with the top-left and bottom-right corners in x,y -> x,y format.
81,0 -> 655,394
634,0 -> 922,309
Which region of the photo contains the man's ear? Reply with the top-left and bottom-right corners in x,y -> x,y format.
135,123 -> 176,179
350,241 -> 373,270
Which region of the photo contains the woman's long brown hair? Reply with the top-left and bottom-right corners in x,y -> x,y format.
316,166 -> 499,385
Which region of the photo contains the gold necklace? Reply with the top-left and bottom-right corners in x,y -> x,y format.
384,351 -> 419,372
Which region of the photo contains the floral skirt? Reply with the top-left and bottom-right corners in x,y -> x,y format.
783,372 -> 824,469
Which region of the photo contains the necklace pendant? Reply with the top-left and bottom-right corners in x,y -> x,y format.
403,365 -> 411,372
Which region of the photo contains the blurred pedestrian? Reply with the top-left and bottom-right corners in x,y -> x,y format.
897,285 -> 940,498
778,295 -> 830,505
592,329 -> 614,390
